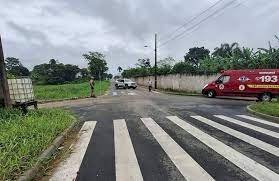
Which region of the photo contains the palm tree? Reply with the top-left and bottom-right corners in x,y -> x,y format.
117,66 -> 123,73
275,35 -> 279,43
212,42 -> 239,58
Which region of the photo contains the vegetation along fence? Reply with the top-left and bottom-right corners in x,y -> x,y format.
133,74 -> 219,93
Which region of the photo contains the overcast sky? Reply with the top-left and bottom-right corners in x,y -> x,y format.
1,0 -> 278,74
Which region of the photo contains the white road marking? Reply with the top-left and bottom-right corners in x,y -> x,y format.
128,92 -> 137,96
215,115 -> 279,139
192,116 -> 279,157
121,91 -> 125,94
167,116 -> 279,181
141,118 -> 214,181
50,121 -> 97,181
237,115 -> 279,128
113,92 -> 117,96
114,119 -> 143,181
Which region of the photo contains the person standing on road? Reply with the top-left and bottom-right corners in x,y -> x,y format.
148,79 -> 152,92
90,77 -> 96,98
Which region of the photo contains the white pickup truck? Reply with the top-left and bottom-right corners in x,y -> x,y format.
115,79 -> 137,89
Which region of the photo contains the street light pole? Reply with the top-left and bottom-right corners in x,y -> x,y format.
0,35 -> 12,107
154,33 -> 157,89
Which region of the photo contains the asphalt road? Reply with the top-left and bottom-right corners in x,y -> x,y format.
51,85 -> 279,181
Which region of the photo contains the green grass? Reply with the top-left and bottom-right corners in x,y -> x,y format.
34,81 -> 110,101
0,108 -> 75,180
250,102 -> 279,117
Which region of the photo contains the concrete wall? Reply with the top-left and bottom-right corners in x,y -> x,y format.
133,74 -> 219,92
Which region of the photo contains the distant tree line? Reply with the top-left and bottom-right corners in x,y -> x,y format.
122,36 -> 279,78
5,51 -> 112,85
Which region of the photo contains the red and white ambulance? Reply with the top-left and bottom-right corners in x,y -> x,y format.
202,69 -> 279,101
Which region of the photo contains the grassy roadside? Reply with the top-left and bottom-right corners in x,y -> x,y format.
0,108 -> 76,180
250,102 -> 279,117
34,81 -> 110,101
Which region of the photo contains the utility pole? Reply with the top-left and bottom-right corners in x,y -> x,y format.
154,33 -> 158,89
99,68 -> 102,96
0,35 -> 12,107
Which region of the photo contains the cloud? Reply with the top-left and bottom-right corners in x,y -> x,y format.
0,0 -> 278,74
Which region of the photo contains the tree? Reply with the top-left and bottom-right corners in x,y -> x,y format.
256,41 -> 279,69
107,74 -> 113,79
212,42 -> 239,58
158,57 -> 176,67
136,58 -> 151,68
80,68 -> 89,78
157,57 -> 176,75
31,59 -> 80,84
5,57 -> 30,77
63,64 -> 80,82
199,56 -> 230,74
184,47 -> 210,67
275,35 -> 279,43
117,66 -> 123,73
172,62 -> 197,74
83,51 -> 108,80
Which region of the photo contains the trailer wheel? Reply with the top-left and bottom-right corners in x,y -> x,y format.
260,93 -> 272,102
207,90 -> 216,98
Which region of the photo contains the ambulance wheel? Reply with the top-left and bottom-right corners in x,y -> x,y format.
207,90 -> 216,98
260,93 -> 272,102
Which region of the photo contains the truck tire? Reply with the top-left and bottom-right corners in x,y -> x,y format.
260,93 -> 272,102
207,90 -> 216,98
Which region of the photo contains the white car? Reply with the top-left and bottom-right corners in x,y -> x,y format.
115,79 -> 137,89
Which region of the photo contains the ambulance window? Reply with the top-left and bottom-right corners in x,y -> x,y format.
223,75 -> 230,83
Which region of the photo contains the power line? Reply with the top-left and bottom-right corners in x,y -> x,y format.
205,0 -> 247,22
159,0 -> 226,42
159,0 -> 238,48
159,0 -> 237,48
184,0 -> 248,36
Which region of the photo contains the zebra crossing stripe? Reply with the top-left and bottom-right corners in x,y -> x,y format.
50,121 -> 97,181
114,119 -> 143,181
192,116 -> 279,157
237,115 -> 279,128
215,115 -> 279,139
167,116 -> 279,181
113,92 -> 117,96
128,92 -> 137,95
141,118 -> 214,181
